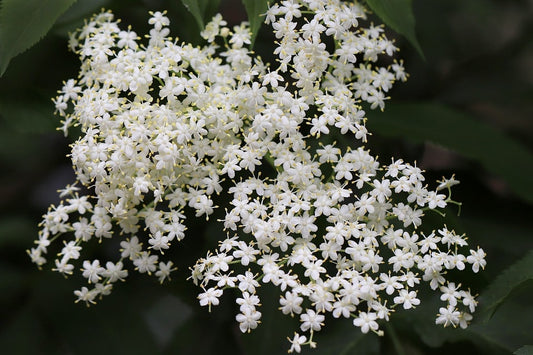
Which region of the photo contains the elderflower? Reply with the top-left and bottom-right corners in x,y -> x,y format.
30,1 -> 486,352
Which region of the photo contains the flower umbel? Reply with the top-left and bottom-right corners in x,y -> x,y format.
30,1 -> 486,353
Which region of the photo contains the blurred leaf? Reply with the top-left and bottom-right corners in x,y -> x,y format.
401,295 -> 465,348
52,0 -> 109,35
180,0 -> 220,31
364,0 -> 424,59
471,283 -> 533,353
55,0 -> 107,25
405,294 -> 515,354
366,102 -> 533,204
143,293 -> 193,349
478,249 -> 533,322
180,0 -> 205,30
515,345 -> 533,355
0,0 -> 78,76
242,0 -> 269,45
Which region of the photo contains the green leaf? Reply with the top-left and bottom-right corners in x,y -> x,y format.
470,284 -> 533,353
515,345 -> 533,355
404,293 -> 523,354
52,0 -> 109,35
180,0 -> 220,31
180,0 -> 205,30
55,0 -> 107,25
364,0 -> 424,59
366,102 -> 533,204
241,0 -> 269,45
0,0 -> 78,76
477,249 -> 533,322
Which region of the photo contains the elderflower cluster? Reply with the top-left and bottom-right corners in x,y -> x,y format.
29,0 -> 486,352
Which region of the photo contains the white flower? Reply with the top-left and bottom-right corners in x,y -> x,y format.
332,298 -> 355,318
467,248 -> 486,273
198,287 -> 223,310
353,312 -> 379,334
236,308 -> 262,333
458,312 -> 473,329
54,259 -> 74,275
236,292 -> 261,312
74,286 -> 97,306
61,241 -> 81,260
440,282 -> 462,307
73,218 -> 94,242
102,261 -> 128,282
380,273 -> 403,295
120,237 -> 142,259
193,195 -> 215,218
237,271 -> 260,293
288,333 -> 307,353
303,259 -> 326,280
155,261 -> 175,283
82,260 -> 105,283
133,252 -> 158,274
461,290 -> 478,313
394,289 -> 420,309
437,175 -> 460,191
280,291 -> 303,316
117,30 -> 138,49
28,248 -> 46,266
148,11 -> 169,30
233,243 -> 259,266
148,231 -> 170,251
300,309 -> 324,332
436,306 -> 460,327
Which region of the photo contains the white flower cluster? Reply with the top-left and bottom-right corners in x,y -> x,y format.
29,1 -> 486,352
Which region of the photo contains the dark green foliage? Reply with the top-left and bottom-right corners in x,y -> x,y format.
0,0 -> 78,75
364,0 -> 424,58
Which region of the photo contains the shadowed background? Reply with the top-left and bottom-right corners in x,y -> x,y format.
0,0 -> 532,354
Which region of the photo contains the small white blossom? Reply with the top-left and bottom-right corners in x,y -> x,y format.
199,287 -> 223,311
81,260 -> 105,283
300,309 -> 324,332
467,248 -> 487,273
288,332 -> 307,353
436,306 -> 460,327
353,312 -> 379,334
394,289 -> 420,309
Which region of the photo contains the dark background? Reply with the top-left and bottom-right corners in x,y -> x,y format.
0,0 -> 532,354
